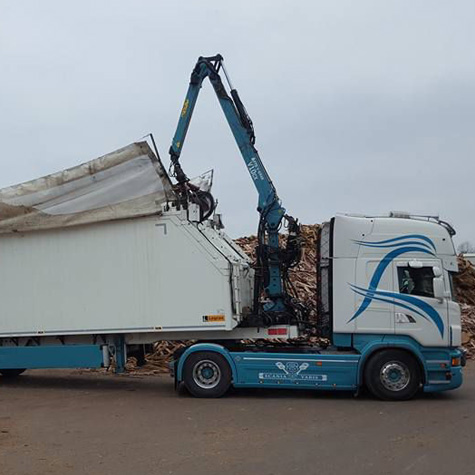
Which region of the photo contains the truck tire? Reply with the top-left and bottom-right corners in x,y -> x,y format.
183,352 -> 232,398
0,369 -> 26,379
364,350 -> 421,401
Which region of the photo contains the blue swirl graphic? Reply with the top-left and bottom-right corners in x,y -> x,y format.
353,234 -> 436,252
348,234 -> 443,337
350,285 -> 444,337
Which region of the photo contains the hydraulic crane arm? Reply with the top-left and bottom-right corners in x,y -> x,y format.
169,54 -> 304,324
169,55 -> 281,224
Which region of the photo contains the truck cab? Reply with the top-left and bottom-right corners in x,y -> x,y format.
318,214 -> 460,349
171,213 -> 464,401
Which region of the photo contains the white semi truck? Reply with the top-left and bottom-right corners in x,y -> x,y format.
0,55 -> 465,400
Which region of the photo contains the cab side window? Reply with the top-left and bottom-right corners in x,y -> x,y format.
398,267 -> 435,298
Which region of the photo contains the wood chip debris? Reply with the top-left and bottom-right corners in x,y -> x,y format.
129,226 -> 475,372
454,257 -> 475,358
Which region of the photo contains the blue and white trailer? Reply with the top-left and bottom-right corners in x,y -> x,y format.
0,206 -> 465,400
0,55 -> 465,400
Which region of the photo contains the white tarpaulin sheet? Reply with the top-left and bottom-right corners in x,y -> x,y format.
0,141 -> 175,233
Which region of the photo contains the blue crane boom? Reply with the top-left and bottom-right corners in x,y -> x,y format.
168,54 -> 303,323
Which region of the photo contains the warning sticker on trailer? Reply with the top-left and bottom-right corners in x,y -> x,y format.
202,314 -> 225,323
259,362 -> 327,382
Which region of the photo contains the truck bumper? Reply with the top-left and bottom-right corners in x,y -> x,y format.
423,348 -> 464,393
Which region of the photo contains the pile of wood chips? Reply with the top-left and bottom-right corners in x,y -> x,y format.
454,257 -> 475,357
460,305 -> 475,358
454,257 -> 475,306
126,341 -> 189,375
129,226 -> 475,372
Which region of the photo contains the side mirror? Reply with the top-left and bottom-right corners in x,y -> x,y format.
433,276 -> 445,302
432,266 -> 442,277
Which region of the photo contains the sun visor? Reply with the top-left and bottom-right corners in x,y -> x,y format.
0,141 -> 175,233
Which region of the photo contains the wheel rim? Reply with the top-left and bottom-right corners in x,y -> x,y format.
192,360 -> 221,389
380,361 -> 410,392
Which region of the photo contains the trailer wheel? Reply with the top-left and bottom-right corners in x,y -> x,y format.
183,352 -> 231,398
0,369 -> 26,379
364,350 -> 421,401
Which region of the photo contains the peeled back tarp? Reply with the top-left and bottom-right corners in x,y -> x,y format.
0,141 -> 175,233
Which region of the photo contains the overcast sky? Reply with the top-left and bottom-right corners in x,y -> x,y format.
1,1 -> 474,244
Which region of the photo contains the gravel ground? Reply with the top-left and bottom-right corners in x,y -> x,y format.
0,363 -> 474,475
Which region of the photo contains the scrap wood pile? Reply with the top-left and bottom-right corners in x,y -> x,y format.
454,257 -> 475,306
128,228 -> 475,372
126,341 -> 189,374
461,305 -> 475,358
454,257 -> 475,357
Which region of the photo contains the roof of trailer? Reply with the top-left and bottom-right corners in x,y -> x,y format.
0,141 -> 175,234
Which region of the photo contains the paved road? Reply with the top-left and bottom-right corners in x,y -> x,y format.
0,363 -> 474,475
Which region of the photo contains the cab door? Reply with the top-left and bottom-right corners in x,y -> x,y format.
393,259 -> 449,346
353,257 -> 395,334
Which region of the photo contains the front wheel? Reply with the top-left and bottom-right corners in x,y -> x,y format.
364,350 -> 421,401
0,369 -> 26,379
183,352 -> 232,398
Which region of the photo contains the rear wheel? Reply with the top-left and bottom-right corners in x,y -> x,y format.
183,352 -> 231,398
0,369 -> 26,379
364,350 -> 421,401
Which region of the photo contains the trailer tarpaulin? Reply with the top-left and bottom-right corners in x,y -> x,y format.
0,141 -> 175,233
